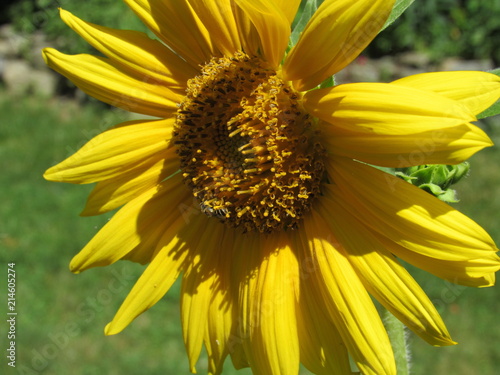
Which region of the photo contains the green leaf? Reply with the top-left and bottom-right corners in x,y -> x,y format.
289,0 -> 324,48
477,68 -> 500,119
380,0 -> 416,32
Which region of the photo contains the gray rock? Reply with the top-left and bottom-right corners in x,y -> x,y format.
2,59 -> 57,96
396,66 -> 428,80
29,69 -> 58,96
335,56 -> 381,84
439,57 -> 494,72
0,24 -> 29,58
3,59 -> 31,94
397,52 -> 431,69
30,31 -> 55,69
0,56 -> 4,78
0,39 -> 14,59
373,56 -> 398,82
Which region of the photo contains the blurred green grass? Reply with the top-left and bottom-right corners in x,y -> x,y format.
1,90 -> 499,375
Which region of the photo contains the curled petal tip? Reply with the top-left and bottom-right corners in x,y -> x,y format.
104,323 -> 114,336
69,258 -> 83,274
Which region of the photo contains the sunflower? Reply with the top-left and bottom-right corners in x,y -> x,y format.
43,1 -> 500,374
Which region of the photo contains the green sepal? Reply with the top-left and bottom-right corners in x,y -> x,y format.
319,75 -> 335,89
380,0 -> 416,32
396,162 -> 470,203
394,171 -> 416,184
477,68 -> 500,119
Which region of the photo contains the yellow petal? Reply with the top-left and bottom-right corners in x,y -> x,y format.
296,304 -> 351,375
42,49 -> 181,117
284,0 -> 394,91
205,298 -> 233,375
81,148 -> 179,216
59,8 -> 195,93
392,71 -> 500,116
375,231 -> 499,287
70,175 -> 188,273
305,83 -> 492,167
236,233 -> 300,375
121,179 -> 202,266
301,212 -> 397,375
231,3 -> 260,58
225,236 -> 251,372
296,227 -> 352,375
44,119 -> 174,184
329,158 -> 500,266
234,0 -> 290,67
188,0 -> 241,56
105,213 -> 209,335
321,122 -> 491,168
318,193 -> 455,346
228,232 -> 259,369
204,230 -> 236,375
306,83 -> 475,131
181,220 -> 226,373
273,0 -> 301,24
123,0 -> 215,67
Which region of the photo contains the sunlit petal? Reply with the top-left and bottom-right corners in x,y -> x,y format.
70,174 -> 189,273
123,0 -> 215,66
234,0 -> 290,67
392,71 -> 500,115
81,148 -> 179,215
189,0 -> 241,56
236,233 -> 300,375
305,83 -> 492,167
328,158 -> 500,277
273,0 -> 301,24
105,213 -> 209,335
302,212 -> 397,375
59,8 -> 195,93
42,49 -> 180,117
318,192 -> 455,346
284,0 -> 394,90
44,119 -> 175,183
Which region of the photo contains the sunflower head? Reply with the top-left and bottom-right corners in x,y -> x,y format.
42,1 -> 500,374
174,51 -> 325,233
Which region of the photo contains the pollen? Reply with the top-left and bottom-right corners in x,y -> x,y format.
173,52 -> 325,233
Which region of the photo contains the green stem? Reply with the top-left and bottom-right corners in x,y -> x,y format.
384,309 -> 410,375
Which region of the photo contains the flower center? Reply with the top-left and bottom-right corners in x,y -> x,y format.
173,52 -> 325,233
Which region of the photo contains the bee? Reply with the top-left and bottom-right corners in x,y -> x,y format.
200,202 -> 229,219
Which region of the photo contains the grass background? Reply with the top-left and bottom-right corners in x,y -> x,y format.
1,89 -> 500,375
